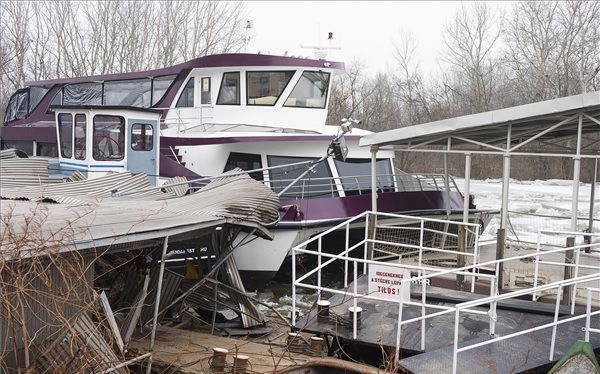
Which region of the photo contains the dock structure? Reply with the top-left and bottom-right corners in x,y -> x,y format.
290,210 -> 600,374
295,276 -> 600,373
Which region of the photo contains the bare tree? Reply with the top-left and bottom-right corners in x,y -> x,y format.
442,2 -> 503,114
503,0 -> 600,102
0,0 -> 249,122
326,60 -> 374,126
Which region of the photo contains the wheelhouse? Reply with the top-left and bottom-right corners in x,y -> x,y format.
52,106 -> 161,183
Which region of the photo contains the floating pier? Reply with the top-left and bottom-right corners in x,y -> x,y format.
290,211 -> 600,374
295,276 -> 600,373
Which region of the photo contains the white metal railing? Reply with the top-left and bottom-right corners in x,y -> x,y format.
533,230 -> 600,313
291,212 -> 600,374
274,173 -> 461,199
585,287 -> 600,341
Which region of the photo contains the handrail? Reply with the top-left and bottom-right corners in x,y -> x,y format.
290,211 -> 600,374
275,173 -> 461,199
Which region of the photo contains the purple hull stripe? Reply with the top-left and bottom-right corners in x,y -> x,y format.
160,134 -> 361,147
280,191 -> 472,222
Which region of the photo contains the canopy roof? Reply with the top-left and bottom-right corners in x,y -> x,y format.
360,91 -> 600,157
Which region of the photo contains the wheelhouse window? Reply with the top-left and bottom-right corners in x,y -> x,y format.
283,71 -> 330,108
64,82 -> 102,105
201,77 -> 211,104
176,78 -> 194,107
58,113 -> 73,158
268,155 -> 337,198
224,152 -> 263,181
93,115 -> 125,161
246,71 -> 294,106
216,72 -> 240,105
131,123 -> 154,151
334,158 -> 394,196
104,79 -> 151,107
74,114 -> 86,160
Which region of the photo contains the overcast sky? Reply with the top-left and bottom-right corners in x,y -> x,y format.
247,1 -> 465,74
246,1 -> 508,76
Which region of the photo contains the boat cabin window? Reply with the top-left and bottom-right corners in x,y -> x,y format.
268,155 -> 338,198
224,152 -> 263,181
152,75 -> 176,105
246,71 -> 294,106
283,71 -> 330,108
64,82 -> 103,105
47,75 -> 175,110
1,140 -> 34,156
216,72 -> 240,105
4,86 -> 50,123
36,142 -> 58,157
74,114 -> 87,160
201,77 -> 211,104
334,158 -> 394,196
4,90 -> 29,122
58,113 -> 73,158
176,78 -> 194,107
131,123 -> 154,151
104,79 -> 151,107
93,115 -> 125,161
29,87 -> 49,112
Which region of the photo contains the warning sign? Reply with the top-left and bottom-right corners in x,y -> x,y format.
368,263 -> 411,302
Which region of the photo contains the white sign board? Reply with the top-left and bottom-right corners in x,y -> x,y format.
368,263 -> 411,302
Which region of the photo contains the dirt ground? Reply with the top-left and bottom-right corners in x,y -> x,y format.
127,314 -> 382,373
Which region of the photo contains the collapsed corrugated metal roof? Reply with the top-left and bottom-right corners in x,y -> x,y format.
0,158 -> 188,202
1,169 -> 280,256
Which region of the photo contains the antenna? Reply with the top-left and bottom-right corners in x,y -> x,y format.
300,32 -> 341,60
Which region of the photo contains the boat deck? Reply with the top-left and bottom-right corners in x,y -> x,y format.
293,275 -> 600,373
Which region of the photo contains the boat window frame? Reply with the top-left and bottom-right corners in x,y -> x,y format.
46,75 -> 176,112
334,158 -> 395,195
216,72 -> 241,106
92,114 -> 125,161
283,70 -> 331,109
58,113 -> 73,158
151,75 -> 177,106
176,77 -> 195,108
74,113 -> 87,160
103,78 -> 152,107
63,82 -> 103,106
246,70 -> 295,106
201,77 -> 211,104
4,89 -> 30,123
130,123 -> 154,151
224,152 -> 263,181
267,155 -> 338,198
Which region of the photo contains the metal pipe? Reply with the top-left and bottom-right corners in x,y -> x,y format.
146,236 -> 169,374
587,158 -> 598,251
463,153 -> 471,223
371,147 -> 378,212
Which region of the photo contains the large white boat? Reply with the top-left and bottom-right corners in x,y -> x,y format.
1,53 -> 485,290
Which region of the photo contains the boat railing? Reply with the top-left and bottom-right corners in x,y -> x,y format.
274,172 -> 461,200
291,213 -> 600,373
